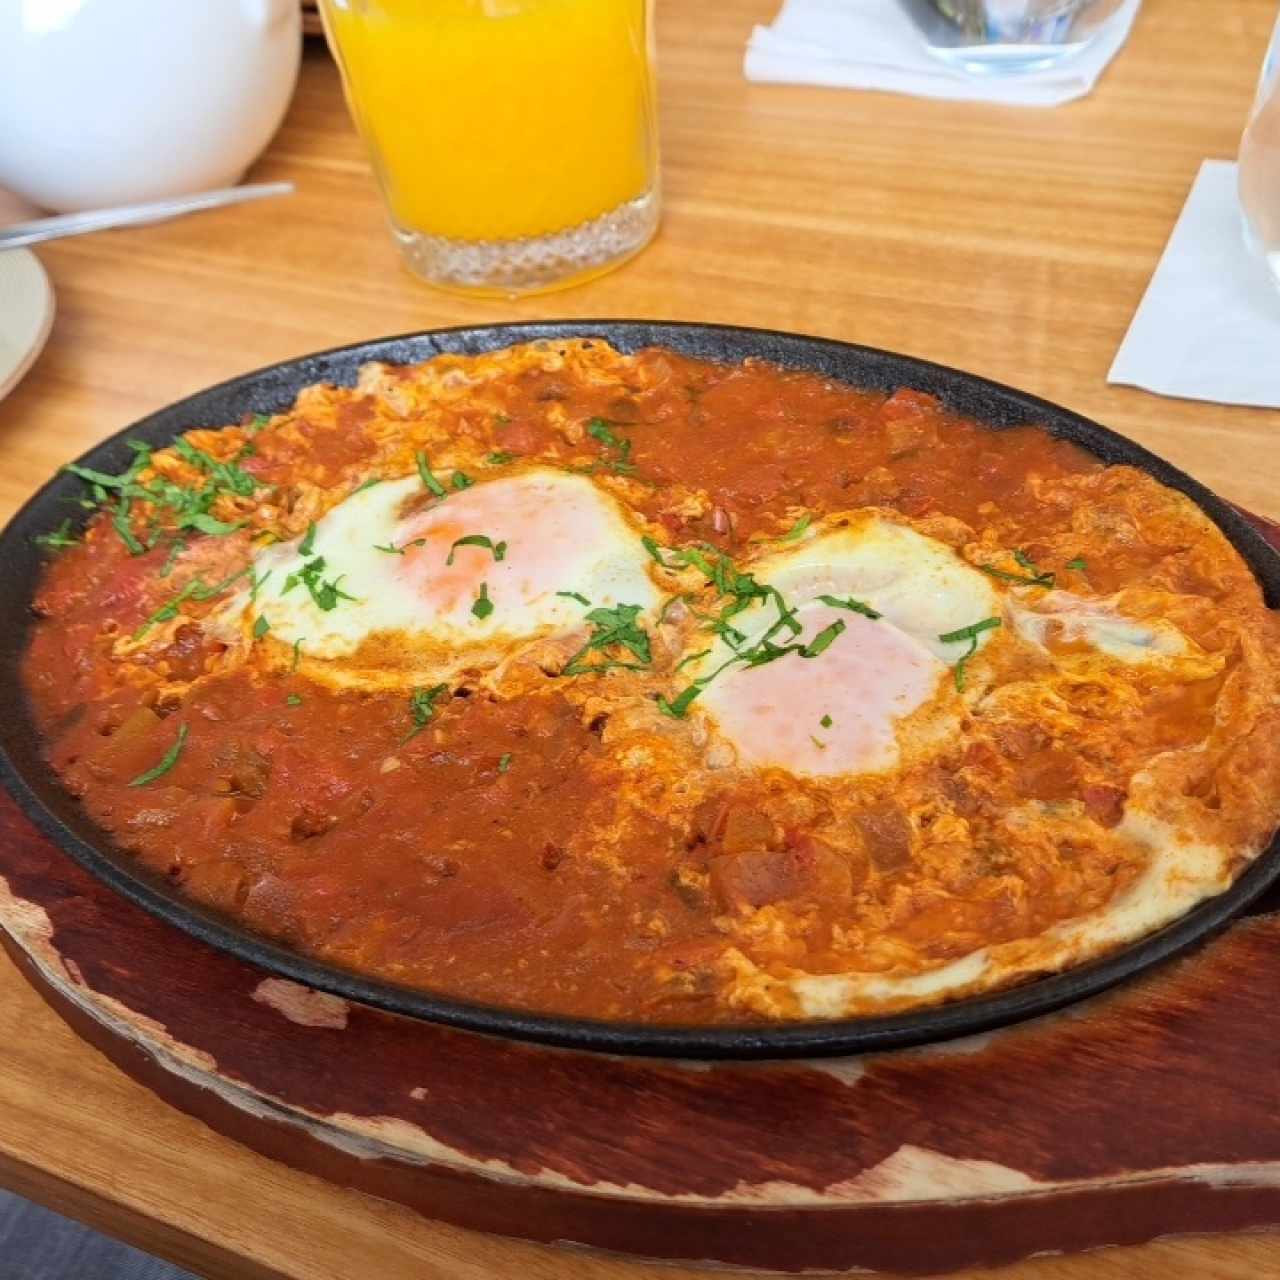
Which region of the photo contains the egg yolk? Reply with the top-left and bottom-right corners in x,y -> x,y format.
698,603 -> 945,778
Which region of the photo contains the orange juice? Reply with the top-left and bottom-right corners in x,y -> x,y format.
321,0 -> 658,245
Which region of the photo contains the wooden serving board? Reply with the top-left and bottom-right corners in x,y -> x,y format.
2,514 -> 1279,1277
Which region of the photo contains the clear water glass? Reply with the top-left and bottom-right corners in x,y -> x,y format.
1239,10 -> 1280,292
907,0 -> 1127,74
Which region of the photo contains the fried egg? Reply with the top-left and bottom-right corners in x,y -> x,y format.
245,467 -> 660,688
686,517 -> 1000,779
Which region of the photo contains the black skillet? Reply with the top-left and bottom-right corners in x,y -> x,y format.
2,320 -> 1277,1059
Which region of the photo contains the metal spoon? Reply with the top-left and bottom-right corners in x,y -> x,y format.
0,182 -> 295,250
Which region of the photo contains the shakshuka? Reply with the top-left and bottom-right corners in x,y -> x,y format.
22,341 -> 1280,1024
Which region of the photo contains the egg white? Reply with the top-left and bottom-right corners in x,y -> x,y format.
682,517 -> 1001,779
244,467 -> 661,686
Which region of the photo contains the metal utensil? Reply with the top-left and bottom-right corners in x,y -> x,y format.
0,182 -> 295,250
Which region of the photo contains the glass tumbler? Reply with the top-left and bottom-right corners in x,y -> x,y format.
1239,7 -> 1280,292
318,0 -> 661,298
907,0 -> 1128,74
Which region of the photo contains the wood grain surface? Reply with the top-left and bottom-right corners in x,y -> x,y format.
1,1 -> 1279,1276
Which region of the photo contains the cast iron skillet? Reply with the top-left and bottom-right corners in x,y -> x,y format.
2,320 -> 1279,1060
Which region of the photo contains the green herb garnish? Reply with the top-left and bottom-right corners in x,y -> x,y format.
291,638 -> 303,672
451,471 -> 474,491
172,438 -> 257,498
159,537 -> 186,578
486,452 -> 519,466
133,566 -> 252,639
373,537 -> 426,556
653,543 -> 852,718
353,477 -> 383,494
675,648 -> 711,673
249,413 -> 270,434
128,723 -> 188,787
980,550 -> 1054,589
471,583 -> 494,620
447,534 -> 507,566
299,522 -> 317,556
403,684 -> 448,743
281,556 -> 356,612
562,603 -> 652,675
415,451 -> 447,498
777,514 -> 811,542
33,519 -> 79,551
818,594 -> 882,620
498,753 -> 513,773
556,590 -> 592,606
820,714 -> 833,728
1066,557 -> 1087,571
286,693 -> 302,707
939,616 -> 1002,692
585,417 -> 635,475
253,615 -> 271,639
249,568 -> 272,600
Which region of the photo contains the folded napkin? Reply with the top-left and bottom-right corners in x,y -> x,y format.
744,0 -> 1142,107
1109,159 -> 1280,410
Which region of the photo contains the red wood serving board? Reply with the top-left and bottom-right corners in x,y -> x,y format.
2,512 -> 1279,1276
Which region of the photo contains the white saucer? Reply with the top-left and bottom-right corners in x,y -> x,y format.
0,249 -> 55,401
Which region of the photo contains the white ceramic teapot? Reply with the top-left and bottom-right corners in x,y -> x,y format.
0,0 -> 301,212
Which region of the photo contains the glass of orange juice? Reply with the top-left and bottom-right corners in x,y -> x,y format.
318,0 -> 660,297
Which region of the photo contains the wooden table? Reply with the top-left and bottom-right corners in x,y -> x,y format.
1,3 -> 1278,1276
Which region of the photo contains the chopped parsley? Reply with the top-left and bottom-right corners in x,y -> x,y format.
286,693 -> 302,707
253,615 -> 271,639
980,550 -> 1055,589
939,616 -> 1002,692
451,471 -> 474,491
133,566 -> 251,639
159,537 -> 186,578
281,556 -> 356,612
776,513 -> 811,542
447,534 -> 507,566
486,452 -> 519,466
249,568 -> 272,600
171,438 -> 256,498
63,434 -> 264,556
403,684 -> 448,742
128,723 -> 188,787
818,594 -> 882,620
562,603 -> 652,675
353,477 -> 383,494
584,417 -> 635,475
415,451 -> 447,498
820,714 -> 833,729
249,413 -> 271,434
498,752 -> 513,773
471,582 -> 494,620
1066,557 -> 1087,571
291,638 -> 303,672
651,543 -> 851,719
373,537 -> 426,555
299,522 -> 317,556
674,648 -> 711,673
556,590 -> 592,606
33,519 -> 79,551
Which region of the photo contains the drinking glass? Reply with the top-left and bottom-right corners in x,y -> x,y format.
1239,8 -> 1280,292
907,0 -> 1127,74
318,0 -> 661,298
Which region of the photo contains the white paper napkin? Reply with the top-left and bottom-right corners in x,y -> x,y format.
744,0 -> 1142,107
1108,160 -> 1280,410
